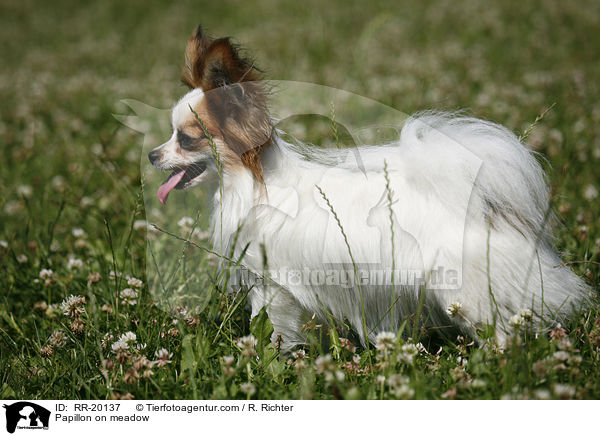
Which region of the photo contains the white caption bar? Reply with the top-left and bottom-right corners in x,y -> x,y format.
0,400 -> 594,436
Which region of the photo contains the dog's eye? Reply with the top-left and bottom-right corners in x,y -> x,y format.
177,130 -> 196,150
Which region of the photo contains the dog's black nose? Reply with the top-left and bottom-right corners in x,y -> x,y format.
148,150 -> 160,165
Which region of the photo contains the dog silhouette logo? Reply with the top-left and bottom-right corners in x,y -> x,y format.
3,402 -> 50,433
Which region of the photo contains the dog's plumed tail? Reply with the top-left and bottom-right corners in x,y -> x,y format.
402,112 -> 551,236
398,112 -> 590,340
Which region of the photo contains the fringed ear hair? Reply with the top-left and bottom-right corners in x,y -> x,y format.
181,26 -> 259,90
181,25 -> 213,89
202,38 -> 259,89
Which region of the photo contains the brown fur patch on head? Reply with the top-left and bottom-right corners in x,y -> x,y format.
181,26 -> 271,182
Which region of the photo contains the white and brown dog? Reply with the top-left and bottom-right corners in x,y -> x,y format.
148,26 -> 589,350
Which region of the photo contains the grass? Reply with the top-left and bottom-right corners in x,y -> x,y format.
1,0 -> 599,400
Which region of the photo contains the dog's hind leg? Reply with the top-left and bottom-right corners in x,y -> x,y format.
249,283 -> 314,353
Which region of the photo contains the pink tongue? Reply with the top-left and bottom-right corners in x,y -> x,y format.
157,170 -> 185,205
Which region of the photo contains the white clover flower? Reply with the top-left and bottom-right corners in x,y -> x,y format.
51,175 -> 66,190
177,216 -> 195,228
509,314 -> 524,329
192,229 -> 211,240
292,349 -> 306,361
375,331 -> 396,352
236,335 -> 257,347
314,355 -> 343,383
240,382 -> 256,396
235,335 -> 258,358
155,348 -> 173,364
39,269 -> 54,280
519,308 -> 533,321
127,277 -> 143,289
553,351 -> 570,362
446,301 -> 463,318
402,343 -> 418,355
398,353 -> 415,365
376,375 -> 386,385
67,258 -> 84,270
40,345 -> 53,358
156,348 -> 171,360
330,370 -> 345,383
398,343 -> 419,364
392,384 -> 414,399
120,288 -> 139,305
534,389 -> 551,400
49,331 -> 67,348
471,379 -> 487,388
387,375 -> 409,388
315,354 -> 335,373
388,374 -> 410,387
119,331 -> 137,343
87,272 -> 102,283
17,254 -> 28,264
0,240 -> 8,249
387,374 -> 413,398
510,309 -> 533,329
80,197 -> 94,208
60,295 -> 86,317
583,184 -> 598,201
111,339 -> 129,354
16,185 -> 33,198
72,228 -> 87,239
45,303 -> 59,317
4,201 -> 22,216
132,356 -> 153,376
553,384 -> 575,399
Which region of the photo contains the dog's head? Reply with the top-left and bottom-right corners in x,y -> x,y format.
149,26 -> 271,204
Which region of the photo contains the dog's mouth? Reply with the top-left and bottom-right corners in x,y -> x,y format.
157,161 -> 207,205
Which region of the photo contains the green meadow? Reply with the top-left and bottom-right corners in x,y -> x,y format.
0,0 -> 599,399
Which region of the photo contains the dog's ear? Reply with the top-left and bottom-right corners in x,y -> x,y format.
182,25 -> 215,88
201,38 -> 257,89
182,26 -> 257,90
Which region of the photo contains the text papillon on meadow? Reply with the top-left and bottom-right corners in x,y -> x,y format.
148,26 -> 589,350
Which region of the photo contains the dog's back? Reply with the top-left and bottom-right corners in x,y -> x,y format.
219,112 -> 590,348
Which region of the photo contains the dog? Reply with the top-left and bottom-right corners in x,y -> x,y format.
148,25 -> 589,350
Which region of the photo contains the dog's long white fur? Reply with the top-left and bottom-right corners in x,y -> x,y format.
208,110 -> 589,349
